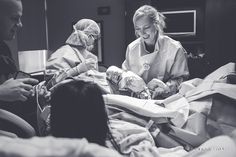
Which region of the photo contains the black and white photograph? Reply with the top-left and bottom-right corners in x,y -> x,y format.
0,0 -> 236,156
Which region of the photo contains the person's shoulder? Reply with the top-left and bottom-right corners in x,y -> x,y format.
160,35 -> 182,49
57,45 -> 73,52
87,50 -> 98,60
0,41 -> 11,56
50,45 -> 73,57
127,38 -> 141,50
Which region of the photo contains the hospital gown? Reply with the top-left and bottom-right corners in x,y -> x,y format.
122,35 -> 189,95
47,44 -> 98,72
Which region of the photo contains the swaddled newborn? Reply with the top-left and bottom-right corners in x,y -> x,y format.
106,66 -> 123,86
106,66 -> 151,99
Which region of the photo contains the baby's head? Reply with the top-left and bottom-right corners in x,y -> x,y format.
106,66 -> 151,99
106,66 -> 124,85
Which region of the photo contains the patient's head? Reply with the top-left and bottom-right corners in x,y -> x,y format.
50,79 -> 108,146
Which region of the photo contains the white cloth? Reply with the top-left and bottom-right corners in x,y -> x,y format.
122,35 -> 189,84
47,44 -> 98,71
109,119 -> 187,157
185,135 -> 236,157
0,136 -> 122,157
103,94 -> 189,128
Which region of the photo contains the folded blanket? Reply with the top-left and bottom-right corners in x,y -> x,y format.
109,119 -> 188,157
103,94 -> 189,128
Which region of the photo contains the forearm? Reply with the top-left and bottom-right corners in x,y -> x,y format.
121,60 -> 129,71
65,67 -> 78,77
65,61 -> 88,77
0,85 -> 12,102
166,47 -> 189,90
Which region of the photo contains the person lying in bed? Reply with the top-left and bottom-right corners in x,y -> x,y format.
49,79 -> 118,149
46,19 -> 100,77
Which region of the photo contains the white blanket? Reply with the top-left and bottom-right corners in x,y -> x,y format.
103,94 -> 189,128
0,136 -> 121,157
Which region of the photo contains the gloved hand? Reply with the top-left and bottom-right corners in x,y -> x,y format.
147,78 -> 170,99
76,58 -> 97,74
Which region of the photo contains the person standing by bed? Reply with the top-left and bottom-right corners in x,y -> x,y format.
122,5 -> 189,99
46,19 -> 100,77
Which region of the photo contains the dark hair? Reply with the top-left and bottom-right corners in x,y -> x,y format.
50,80 -> 109,146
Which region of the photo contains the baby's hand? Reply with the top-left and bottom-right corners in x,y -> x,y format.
37,81 -> 51,102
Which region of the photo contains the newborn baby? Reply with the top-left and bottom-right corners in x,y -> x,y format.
106,66 -> 151,99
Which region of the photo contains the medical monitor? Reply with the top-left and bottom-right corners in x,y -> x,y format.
162,10 -> 196,36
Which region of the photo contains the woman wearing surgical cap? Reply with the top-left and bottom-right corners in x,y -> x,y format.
47,19 -> 100,76
122,5 -> 189,99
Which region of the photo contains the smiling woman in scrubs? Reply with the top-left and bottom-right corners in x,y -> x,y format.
122,5 -> 189,99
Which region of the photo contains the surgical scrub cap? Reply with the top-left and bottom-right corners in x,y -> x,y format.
65,19 -> 100,47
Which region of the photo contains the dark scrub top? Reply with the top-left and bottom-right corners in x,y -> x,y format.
0,41 -> 37,131
0,41 -> 17,84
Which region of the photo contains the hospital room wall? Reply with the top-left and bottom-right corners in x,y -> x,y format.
11,0 -> 47,67
14,0 -> 126,68
46,0 -> 126,67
